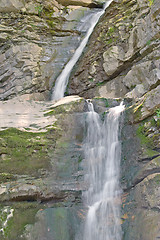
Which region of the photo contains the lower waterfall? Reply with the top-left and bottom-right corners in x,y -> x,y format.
82,101 -> 124,240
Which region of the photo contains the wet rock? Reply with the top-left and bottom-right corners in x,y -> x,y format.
23,206 -> 82,240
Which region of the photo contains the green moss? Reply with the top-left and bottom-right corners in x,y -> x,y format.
44,106 -> 69,116
144,148 -> 159,158
96,82 -> 104,87
44,10 -> 55,18
136,124 -> 154,148
44,100 -> 83,117
133,105 -> 143,121
146,40 -> 151,46
0,173 -> 16,184
129,24 -> 133,29
0,202 -> 43,239
103,99 -> 109,108
44,110 -> 55,117
46,19 -> 56,28
0,128 -> 59,178
107,26 -> 115,36
106,38 -> 113,44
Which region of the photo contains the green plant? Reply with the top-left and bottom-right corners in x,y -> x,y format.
63,7 -> 69,14
108,26 -> 115,34
136,124 -> 153,147
106,39 -> 113,45
129,24 -> 133,29
148,0 -> 154,6
35,5 -> 43,16
96,82 -> 104,86
156,109 -> 160,117
88,78 -> 94,82
146,40 -> 151,45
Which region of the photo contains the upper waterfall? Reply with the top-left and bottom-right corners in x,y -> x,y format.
51,0 -> 113,101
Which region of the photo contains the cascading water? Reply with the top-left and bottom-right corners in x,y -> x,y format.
83,101 -> 125,240
51,0 -> 113,101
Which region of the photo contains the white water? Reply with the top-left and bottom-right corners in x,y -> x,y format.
83,101 -> 124,240
51,0 -> 113,101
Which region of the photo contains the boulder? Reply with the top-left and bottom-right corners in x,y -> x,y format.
103,45 -> 124,76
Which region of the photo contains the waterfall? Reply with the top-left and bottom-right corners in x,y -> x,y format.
51,0 -> 113,101
83,101 -> 124,240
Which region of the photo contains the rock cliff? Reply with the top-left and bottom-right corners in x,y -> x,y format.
0,0 -> 103,101
0,0 -> 160,239
69,0 -> 160,106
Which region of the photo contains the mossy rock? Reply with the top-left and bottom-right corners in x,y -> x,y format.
0,202 -> 43,240
0,128 -> 60,178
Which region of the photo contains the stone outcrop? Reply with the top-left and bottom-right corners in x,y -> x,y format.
69,0 -> 160,104
0,0 -> 103,12
56,0 -> 104,8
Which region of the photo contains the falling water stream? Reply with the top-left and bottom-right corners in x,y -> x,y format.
50,0 -> 124,238
83,101 -> 124,240
51,0 -> 113,101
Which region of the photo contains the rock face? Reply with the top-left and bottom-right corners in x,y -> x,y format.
0,0 -> 160,239
121,105 -> 160,239
69,0 -> 160,103
0,0 -> 103,101
0,96 -> 85,239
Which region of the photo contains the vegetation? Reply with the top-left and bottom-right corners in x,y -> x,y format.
0,203 -> 42,239
148,0 -> 154,6
35,5 -> 44,16
156,109 -> 160,117
0,128 -> 57,177
136,122 -> 154,148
